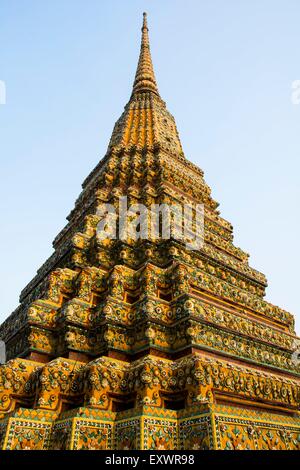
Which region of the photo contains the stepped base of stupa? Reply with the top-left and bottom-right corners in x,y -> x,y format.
1,354 -> 299,450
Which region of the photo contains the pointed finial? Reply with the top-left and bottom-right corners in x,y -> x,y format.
142,12 -> 148,30
131,13 -> 159,96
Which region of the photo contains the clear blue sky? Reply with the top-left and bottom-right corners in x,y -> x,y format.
0,0 -> 299,333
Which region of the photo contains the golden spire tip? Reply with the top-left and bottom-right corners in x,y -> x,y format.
142,12 -> 148,29
131,12 -> 159,96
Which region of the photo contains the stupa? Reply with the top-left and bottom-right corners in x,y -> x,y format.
0,13 -> 299,450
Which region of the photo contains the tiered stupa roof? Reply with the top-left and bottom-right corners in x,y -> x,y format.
0,13 -> 299,451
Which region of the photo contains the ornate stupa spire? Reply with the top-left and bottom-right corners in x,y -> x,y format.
108,12 -> 185,156
0,14 -> 299,452
132,12 -> 159,96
